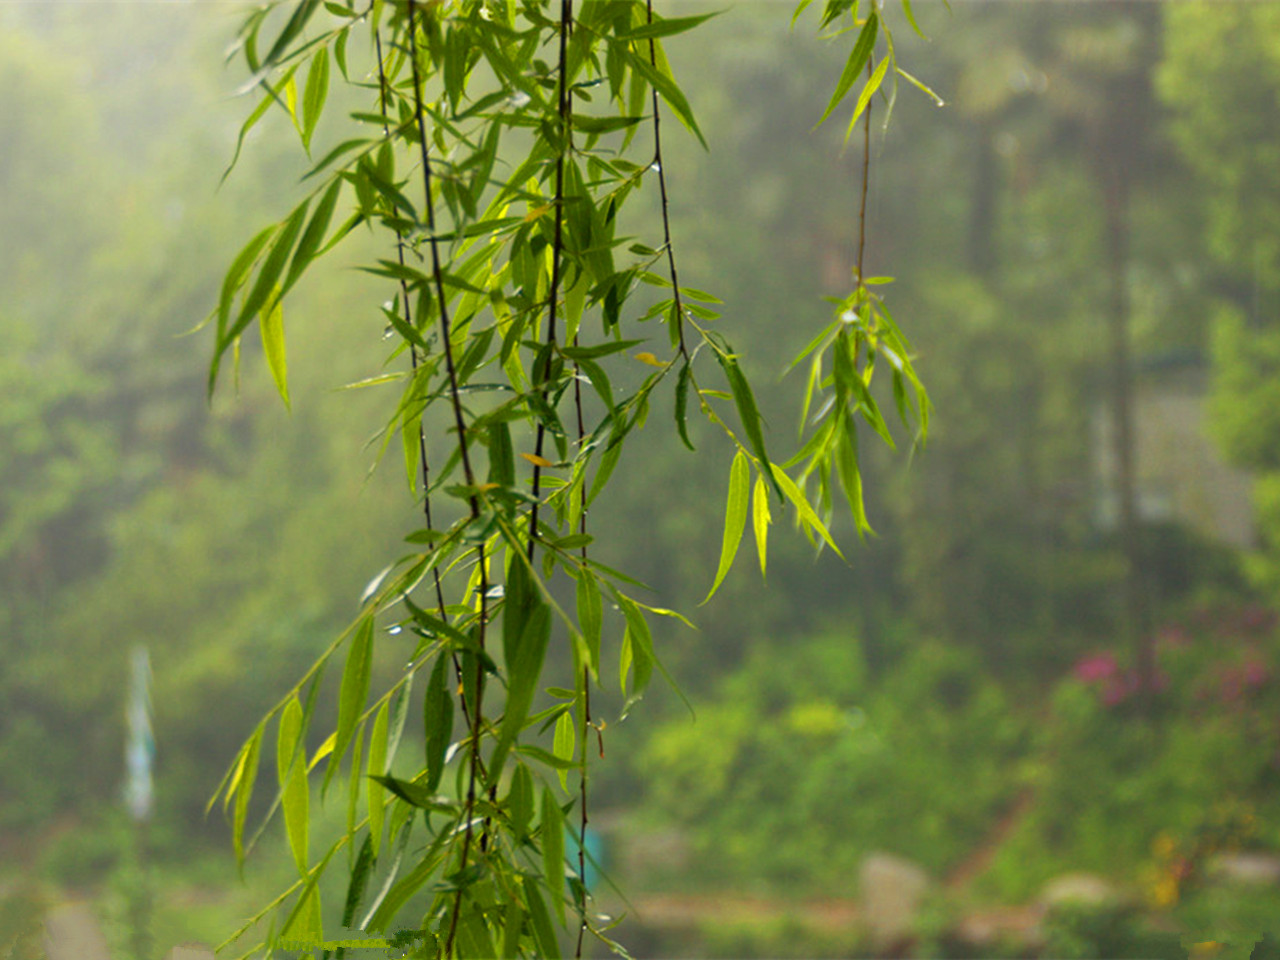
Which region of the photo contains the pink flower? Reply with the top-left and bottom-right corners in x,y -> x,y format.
1075,653 -> 1119,684
1242,660 -> 1270,688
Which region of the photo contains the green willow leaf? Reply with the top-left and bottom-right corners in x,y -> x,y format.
232,724 -> 263,870
301,44 -> 330,151
752,471 -> 771,578
625,51 -> 707,149
575,571 -> 602,680
424,654 -> 453,792
844,53 -> 890,143
501,898 -> 523,959
260,293 -> 289,409
541,786 -> 566,926
703,450 -> 749,604
341,835 -> 375,930
221,201 -> 310,357
769,463 -> 845,560
552,711 -> 575,790
715,346 -> 782,500
284,177 -> 342,293
367,700 -> 389,858
508,763 -> 534,842
489,600 -> 551,785
674,360 -> 695,451
329,616 -> 374,792
816,11 -> 878,127
278,697 -> 309,874
617,11 -> 720,42
524,880 -> 562,960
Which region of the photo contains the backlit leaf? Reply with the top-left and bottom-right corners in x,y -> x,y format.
703,450 -> 749,603
260,293 -> 289,409
752,472 -> 771,578
278,697 -> 308,873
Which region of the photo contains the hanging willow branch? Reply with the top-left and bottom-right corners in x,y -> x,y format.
205,1 -> 933,955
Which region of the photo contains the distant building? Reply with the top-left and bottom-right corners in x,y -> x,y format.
1094,353 -> 1254,550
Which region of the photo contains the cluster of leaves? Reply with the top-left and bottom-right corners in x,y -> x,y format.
206,0 -> 929,955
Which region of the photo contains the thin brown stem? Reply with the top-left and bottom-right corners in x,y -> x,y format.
373,29 -> 450,624
647,0 -> 689,361
528,0 -> 574,562
573,667 -> 591,958
855,56 -> 873,291
403,3 -> 488,955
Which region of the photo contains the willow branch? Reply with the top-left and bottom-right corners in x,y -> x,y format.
374,28 -> 450,624
647,1 -> 690,361
855,56 -> 873,291
403,3 -> 489,955
528,0 -> 574,562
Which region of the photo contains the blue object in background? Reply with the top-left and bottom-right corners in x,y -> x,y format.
565,825 -> 605,893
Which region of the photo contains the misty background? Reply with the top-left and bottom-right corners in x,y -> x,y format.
4,2 -> 1280,956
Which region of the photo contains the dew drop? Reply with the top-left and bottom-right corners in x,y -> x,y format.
388,625 -> 402,636
509,91 -> 531,109
649,161 -> 661,173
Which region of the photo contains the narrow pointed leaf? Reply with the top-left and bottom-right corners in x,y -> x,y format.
542,786 -> 566,925
330,617 -> 374,790
261,294 -> 290,409
769,463 -> 845,559
278,697 -> 309,873
752,472 -> 771,578
703,450 -> 749,603
367,700 -> 389,858
552,711 -> 575,790
816,12 -> 878,127
301,45 -> 330,151
424,654 -> 453,792
232,725 -> 263,869
575,572 -> 602,680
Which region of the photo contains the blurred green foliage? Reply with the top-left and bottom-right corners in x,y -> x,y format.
3,1 -> 1280,955
639,634 -> 1028,890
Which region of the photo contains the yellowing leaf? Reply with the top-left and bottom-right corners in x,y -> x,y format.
635,352 -> 668,368
523,203 -> 553,222
307,732 -> 335,772
521,453 -> 556,468
752,472 -> 771,578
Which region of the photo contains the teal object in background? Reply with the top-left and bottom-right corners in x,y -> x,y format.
565,825 -> 604,893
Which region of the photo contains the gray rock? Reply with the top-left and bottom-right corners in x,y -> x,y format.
859,852 -> 930,945
1039,872 -> 1118,909
1208,852 -> 1280,886
43,903 -> 111,960
165,946 -> 216,960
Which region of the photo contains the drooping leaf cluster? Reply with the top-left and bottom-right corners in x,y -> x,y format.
207,0 -> 929,955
